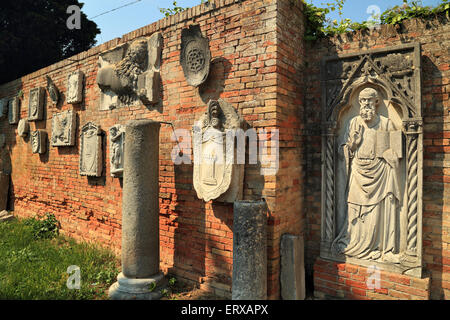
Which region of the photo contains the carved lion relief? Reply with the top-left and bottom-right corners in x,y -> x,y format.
96,32 -> 162,110
320,44 -> 423,277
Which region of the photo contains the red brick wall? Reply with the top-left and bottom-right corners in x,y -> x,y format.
0,0 -> 307,299
304,17 -> 450,299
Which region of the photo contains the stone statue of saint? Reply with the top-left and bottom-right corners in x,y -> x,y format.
332,87 -> 402,263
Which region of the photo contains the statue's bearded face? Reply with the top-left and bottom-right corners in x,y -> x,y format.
359,93 -> 378,122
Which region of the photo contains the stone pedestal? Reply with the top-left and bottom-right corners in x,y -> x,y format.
280,234 -> 306,300
232,200 -> 267,300
109,120 -> 165,300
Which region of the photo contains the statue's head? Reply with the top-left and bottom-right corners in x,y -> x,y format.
359,87 -> 379,122
208,101 -> 222,129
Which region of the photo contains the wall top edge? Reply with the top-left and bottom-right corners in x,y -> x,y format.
0,0 -> 249,88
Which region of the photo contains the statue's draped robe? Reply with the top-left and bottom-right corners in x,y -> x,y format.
333,115 -> 401,260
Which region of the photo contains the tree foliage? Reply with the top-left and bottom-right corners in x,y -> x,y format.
304,0 -> 450,41
0,0 -> 100,84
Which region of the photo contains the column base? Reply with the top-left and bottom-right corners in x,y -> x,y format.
108,272 -> 167,300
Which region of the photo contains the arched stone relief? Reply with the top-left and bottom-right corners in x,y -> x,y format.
320,43 -> 423,277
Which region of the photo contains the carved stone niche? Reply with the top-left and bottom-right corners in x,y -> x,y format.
8,97 -> 20,125
180,25 -> 211,87
193,99 -> 244,203
67,71 -> 84,104
80,122 -> 102,177
51,110 -> 76,147
319,43 -> 423,277
0,98 -> 8,120
18,119 -> 30,138
28,87 -> 45,121
96,32 -> 163,110
31,130 -> 47,154
109,124 -> 125,178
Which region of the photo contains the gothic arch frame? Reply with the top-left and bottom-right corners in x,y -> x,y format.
319,43 -> 423,277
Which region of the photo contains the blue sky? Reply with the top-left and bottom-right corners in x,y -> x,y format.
80,0 -> 444,45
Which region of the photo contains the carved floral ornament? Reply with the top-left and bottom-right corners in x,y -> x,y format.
320,43 -> 424,277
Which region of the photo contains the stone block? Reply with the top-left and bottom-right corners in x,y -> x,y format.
280,234 -> 306,300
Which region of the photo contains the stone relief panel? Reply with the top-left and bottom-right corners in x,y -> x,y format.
67,71 -> 84,104
31,130 -> 47,154
28,87 -> 45,121
80,122 -> 102,177
51,110 -> 76,147
193,99 -> 244,203
109,124 -> 125,178
180,25 -> 211,87
8,97 -> 20,125
18,119 -> 30,138
96,32 -> 162,110
320,44 -> 423,277
46,76 -> 60,106
0,98 -> 8,120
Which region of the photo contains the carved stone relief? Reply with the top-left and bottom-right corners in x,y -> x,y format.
0,98 -> 8,120
193,99 -> 244,203
31,130 -> 47,154
8,97 -> 20,125
320,44 -> 423,277
18,119 -> 30,138
80,122 -> 102,177
46,76 -> 60,106
67,71 -> 84,104
96,32 -> 162,110
28,87 -> 45,121
180,25 -> 211,87
109,124 -> 125,177
51,110 -> 76,147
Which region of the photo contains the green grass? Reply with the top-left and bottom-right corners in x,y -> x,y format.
0,217 -> 120,300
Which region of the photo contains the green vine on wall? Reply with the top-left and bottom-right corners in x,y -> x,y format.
304,0 -> 450,41
158,0 -> 449,41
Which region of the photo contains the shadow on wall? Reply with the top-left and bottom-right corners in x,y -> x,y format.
421,54 -> 444,300
199,57 -> 232,104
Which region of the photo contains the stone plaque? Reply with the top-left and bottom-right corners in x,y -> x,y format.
0,98 -> 8,120
180,25 -> 211,87
96,32 -> 162,110
109,124 -> 125,177
28,87 -> 45,121
67,71 -> 84,104
17,119 -> 30,137
46,76 -> 60,106
8,97 -> 20,125
193,99 -> 244,203
80,122 -> 102,177
31,130 -> 47,154
51,110 -> 76,147
319,43 -> 423,277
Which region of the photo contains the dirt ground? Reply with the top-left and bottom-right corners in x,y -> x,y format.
162,280 -> 225,300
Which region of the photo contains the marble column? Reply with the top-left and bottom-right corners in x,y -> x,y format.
232,200 -> 267,300
109,119 -> 165,300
